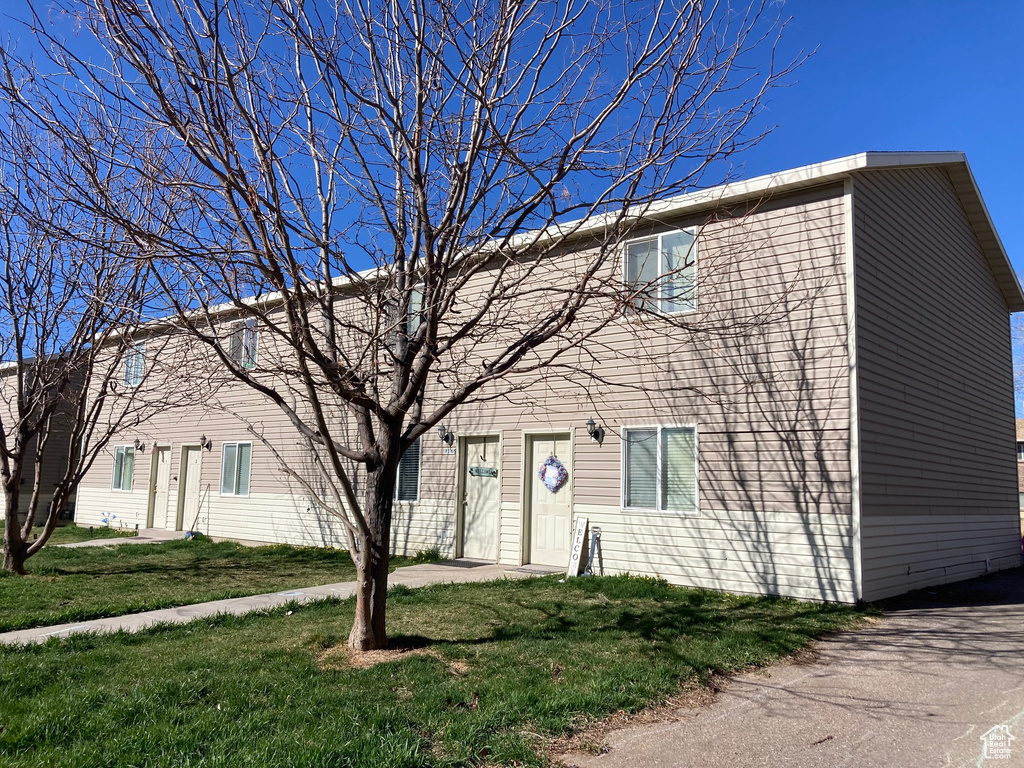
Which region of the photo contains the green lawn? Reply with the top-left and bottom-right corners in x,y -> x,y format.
36,523 -> 137,545
0,576 -> 866,768
0,537 -> 395,632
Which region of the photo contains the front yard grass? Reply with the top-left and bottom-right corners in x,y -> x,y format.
0,575 -> 867,768
35,523 -> 137,545
0,538 -> 390,632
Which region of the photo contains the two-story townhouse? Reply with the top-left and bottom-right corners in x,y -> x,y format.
72,151 -> 1024,603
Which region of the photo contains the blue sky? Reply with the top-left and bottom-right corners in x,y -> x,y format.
1,1 -> 1017,251
738,1 -> 1023,267
3,1 -> 1016,254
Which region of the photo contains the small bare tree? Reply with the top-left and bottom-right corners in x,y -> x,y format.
10,0 -> 799,645
0,65 -> 169,574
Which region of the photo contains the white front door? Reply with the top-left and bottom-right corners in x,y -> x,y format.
527,433 -> 572,567
461,435 -> 500,561
148,447 -> 171,529
177,447 -> 203,531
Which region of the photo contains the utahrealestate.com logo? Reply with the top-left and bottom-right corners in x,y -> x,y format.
980,725 -> 1015,760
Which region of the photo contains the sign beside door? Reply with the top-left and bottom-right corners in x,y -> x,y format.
566,516 -> 588,577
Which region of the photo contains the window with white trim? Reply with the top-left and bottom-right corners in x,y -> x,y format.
112,446 -> 136,491
221,442 -> 252,496
394,437 -> 421,502
623,427 -> 697,513
385,285 -> 424,352
625,230 -> 697,313
124,343 -> 145,387
228,319 -> 259,370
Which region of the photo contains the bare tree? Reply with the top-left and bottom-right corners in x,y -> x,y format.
0,63 -> 169,574
8,0 -> 798,646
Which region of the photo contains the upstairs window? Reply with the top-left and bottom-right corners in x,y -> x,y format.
112,446 -> 135,491
623,426 -> 697,513
1017,441 -> 1024,462
229,319 -> 259,370
625,230 -> 697,314
386,285 -> 424,351
124,343 -> 145,387
221,442 -> 252,496
395,437 -> 421,502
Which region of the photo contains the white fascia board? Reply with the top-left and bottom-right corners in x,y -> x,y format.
536,151 -> 972,243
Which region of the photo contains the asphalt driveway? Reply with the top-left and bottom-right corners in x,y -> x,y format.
561,569 -> 1024,768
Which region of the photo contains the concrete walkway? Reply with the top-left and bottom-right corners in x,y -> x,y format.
0,559 -> 525,645
55,528 -> 186,549
560,569 -> 1024,768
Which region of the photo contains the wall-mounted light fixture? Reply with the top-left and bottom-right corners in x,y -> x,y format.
200,434 -> 213,451
437,424 -> 455,446
585,417 -> 605,446
133,438 -> 146,453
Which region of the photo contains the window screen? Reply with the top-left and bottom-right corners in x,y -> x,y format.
395,438 -> 421,502
124,344 -> 145,387
624,429 -> 657,509
229,320 -> 259,370
661,428 -> 697,512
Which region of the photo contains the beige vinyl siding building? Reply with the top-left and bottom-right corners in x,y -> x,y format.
72,151 -> 1023,603
0,365 -> 81,526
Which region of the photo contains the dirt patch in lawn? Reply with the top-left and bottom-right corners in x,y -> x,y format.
317,637 -> 439,670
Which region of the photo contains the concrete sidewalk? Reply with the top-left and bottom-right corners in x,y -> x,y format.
0,559 -> 525,645
55,528 -> 186,549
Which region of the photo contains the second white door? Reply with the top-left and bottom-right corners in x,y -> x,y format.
528,433 -> 572,567
177,447 -> 203,531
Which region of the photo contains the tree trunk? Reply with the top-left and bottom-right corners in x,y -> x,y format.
347,467 -> 394,651
2,486 -> 28,575
2,542 -> 28,575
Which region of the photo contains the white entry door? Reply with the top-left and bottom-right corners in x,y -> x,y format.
177,447 -> 203,531
461,435 -> 500,561
528,433 -> 572,567
148,447 -> 172,529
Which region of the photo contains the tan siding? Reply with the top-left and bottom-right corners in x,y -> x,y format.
853,166 -> 1019,600
443,186 -> 855,595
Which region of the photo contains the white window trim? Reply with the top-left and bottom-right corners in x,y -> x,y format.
394,437 -> 423,504
621,228 -> 699,316
220,441 -> 253,498
229,319 -> 259,370
619,424 -> 699,516
111,445 -> 135,492
124,343 -> 146,388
